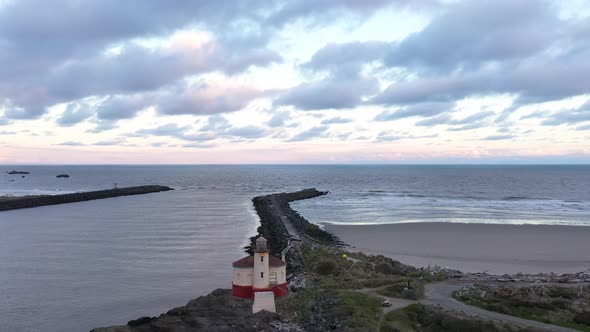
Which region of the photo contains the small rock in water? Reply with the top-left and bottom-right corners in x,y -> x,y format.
56,174 -> 70,178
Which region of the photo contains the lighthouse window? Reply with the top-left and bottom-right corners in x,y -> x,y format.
261,272 -> 264,278
261,256 -> 264,262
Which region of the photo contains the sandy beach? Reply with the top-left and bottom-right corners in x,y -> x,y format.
324,222 -> 590,274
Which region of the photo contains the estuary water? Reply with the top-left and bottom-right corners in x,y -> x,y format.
1,165 -> 589,331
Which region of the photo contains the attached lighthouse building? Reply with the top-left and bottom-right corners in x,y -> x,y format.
232,236 -> 288,298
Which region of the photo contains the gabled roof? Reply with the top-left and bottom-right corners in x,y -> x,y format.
232,255 -> 286,268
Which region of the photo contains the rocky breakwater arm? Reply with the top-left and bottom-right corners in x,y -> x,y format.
0,185 -> 174,211
247,188 -> 342,277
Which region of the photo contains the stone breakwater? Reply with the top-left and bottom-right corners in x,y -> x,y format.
0,185 -> 174,211
247,188 -> 342,276
92,188 -> 334,331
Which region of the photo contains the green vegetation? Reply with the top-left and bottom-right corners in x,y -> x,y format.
376,281 -> 424,300
301,245 -> 447,294
380,304 -> 538,332
276,246 -> 452,330
454,284 -> 590,331
276,289 -> 383,331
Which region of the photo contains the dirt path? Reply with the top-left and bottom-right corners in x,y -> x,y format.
353,288 -> 416,331
421,281 -> 580,332
352,281 -> 581,332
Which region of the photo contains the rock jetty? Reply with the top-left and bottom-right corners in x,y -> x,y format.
92,188 -> 337,331
6,170 -> 30,174
247,188 -> 342,276
0,185 -> 174,211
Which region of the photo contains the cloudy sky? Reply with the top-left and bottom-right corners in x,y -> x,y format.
0,0 -> 589,164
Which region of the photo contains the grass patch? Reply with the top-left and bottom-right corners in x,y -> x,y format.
338,290 -> 383,330
454,284 -> 590,332
376,281 -> 424,300
276,288 -> 383,330
300,245 -> 447,293
381,304 -> 539,332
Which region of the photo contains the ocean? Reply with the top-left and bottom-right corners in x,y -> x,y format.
1,165 -> 589,331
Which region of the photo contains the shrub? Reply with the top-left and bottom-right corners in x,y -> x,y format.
314,260 -> 338,276
375,262 -> 395,275
574,311 -> 590,326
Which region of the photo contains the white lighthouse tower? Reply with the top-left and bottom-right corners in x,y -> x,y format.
231,236 -> 287,299
253,236 -> 270,290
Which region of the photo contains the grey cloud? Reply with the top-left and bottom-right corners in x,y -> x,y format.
374,102 -> 452,121
482,134 -> 514,140
384,0 -> 560,72
183,143 -> 216,149
157,82 -> 264,116
415,114 -> 451,127
447,122 -> 487,131
201,115 -> 231,131
134,123 -> 216,142
267,111 -> 291,127
541,101 -> 590,126
56,141 -> 86,146
95,95 -> 152,121
576,124 -> 590,131
276,77 -> 379,110
321,117 -> 352,125
92,139 -> 126,146
450,111 -> 495,125
373,57 -> 590,106
136,123 -> 191,137
304,41 -> 389,78
376,131 -> 438,141
287,126 -> 329,142
225,126 -> 268,139
542,111 -> 590,126
56,103 -> 94,126
0,0 -> 391,120
267,0 -> 418,27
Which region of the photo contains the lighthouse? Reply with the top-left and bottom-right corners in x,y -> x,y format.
231,236 -> 288,299
253,236 -> 270,290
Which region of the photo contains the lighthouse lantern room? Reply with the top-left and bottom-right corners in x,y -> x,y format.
232,236 -> 288,298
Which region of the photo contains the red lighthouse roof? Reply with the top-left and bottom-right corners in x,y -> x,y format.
232,255 -> 286,268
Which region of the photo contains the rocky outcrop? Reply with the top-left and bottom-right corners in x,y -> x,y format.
6,170 -> 30,174
247,188 -> 342,277
90,289 -> 287,332
0,185 -> 174,211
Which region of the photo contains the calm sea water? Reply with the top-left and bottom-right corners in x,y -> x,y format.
1,165 -> 589,331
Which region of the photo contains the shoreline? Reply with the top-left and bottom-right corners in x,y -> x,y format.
324,222 -> 590,274
92,189 -> 590,331
0,185 -> 174,211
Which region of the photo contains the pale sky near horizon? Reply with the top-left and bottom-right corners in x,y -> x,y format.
0,0 -> 589,164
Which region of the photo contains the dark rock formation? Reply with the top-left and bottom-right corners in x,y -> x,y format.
247,188 -> 342,277
0,185 -> 174,211
56,174 -> 70,178
7,170 -> 30,175
91,289 -> 283,332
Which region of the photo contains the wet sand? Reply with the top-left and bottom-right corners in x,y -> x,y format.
324,222 -> 590,274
